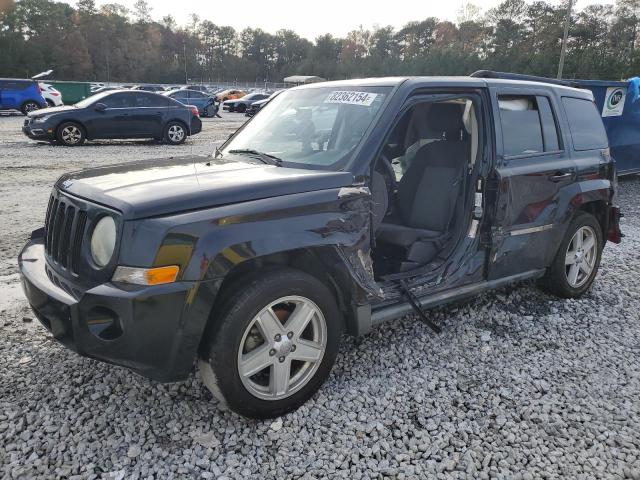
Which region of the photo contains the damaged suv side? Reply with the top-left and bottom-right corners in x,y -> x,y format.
19,77 -> 622,418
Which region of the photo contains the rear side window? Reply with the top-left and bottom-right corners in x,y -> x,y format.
498,95 -> 561,157
0,80 -> 31,90
134,93 -> 169,107
562,97 -> 608,151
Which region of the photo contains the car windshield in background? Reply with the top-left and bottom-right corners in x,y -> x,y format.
221,86 -> 391,169
75,91 -> 117,107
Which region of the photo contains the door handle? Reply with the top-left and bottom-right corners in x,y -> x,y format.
549,172 -> 572,182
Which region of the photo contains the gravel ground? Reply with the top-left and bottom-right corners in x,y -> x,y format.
1,112 -> 639,479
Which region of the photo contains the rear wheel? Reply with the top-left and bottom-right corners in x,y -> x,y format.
21,101 -> 40,115
56,122 -> 85,146
198,268 -> 342,418
163,121 -> 187,145
538,212 -> 603,298
236,103 -> 247,113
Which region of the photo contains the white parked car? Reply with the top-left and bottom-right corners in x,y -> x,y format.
38,82 -> 63,107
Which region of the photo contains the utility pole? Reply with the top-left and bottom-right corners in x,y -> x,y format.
183,42 -> 188,84
557,0 -> 573,79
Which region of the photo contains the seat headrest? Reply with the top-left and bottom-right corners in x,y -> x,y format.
427,103 -> 464,137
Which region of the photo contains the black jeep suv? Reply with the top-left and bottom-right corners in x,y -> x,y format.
19,76 -> 622,418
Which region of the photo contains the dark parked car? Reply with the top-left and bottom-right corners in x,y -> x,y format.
22,90 -> 202,146
0,78 -> 47,115
19,77 -> 622,418
164,89 -> 217,117
245,90 -> 284,117
132,84 -> 166,92
222,92 -> 270,113
181,85 -> 210,93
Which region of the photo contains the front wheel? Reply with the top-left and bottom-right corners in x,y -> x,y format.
198,268 -> 342,418
538,212 -> 603,298
56,122 -> 85,146
163,121 -> 187,145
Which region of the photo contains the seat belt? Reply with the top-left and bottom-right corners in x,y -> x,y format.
397,278 -> 441,333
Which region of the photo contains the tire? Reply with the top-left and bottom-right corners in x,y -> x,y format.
21,101 -> 40,115
236,104 -> 247,113
46,99 -> 55,108
163,121 -> 187,145
198,267 -> 342,418
56,122 -> 85,146
538,212 -> 603,298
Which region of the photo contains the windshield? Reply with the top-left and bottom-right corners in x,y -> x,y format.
76,90 -> 119,107
221,86 -> 391,169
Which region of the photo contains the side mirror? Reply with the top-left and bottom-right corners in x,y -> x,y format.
94,103 -> 107,112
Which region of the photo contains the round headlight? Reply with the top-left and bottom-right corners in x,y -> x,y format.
90,216 -> 116,267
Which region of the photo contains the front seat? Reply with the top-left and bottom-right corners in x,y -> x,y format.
376,103 -> 469,273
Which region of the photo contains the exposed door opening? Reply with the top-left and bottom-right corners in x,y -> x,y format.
370,95 -> 481,279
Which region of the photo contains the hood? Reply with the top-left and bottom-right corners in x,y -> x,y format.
28,105 -> 75,118
56,156 -> 354,220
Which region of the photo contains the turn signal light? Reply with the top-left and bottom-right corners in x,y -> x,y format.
112,265 -> 180,285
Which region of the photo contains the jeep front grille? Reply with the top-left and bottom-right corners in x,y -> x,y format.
44,195 -> 88,274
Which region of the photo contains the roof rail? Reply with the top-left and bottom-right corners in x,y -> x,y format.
469,70 -> 580,88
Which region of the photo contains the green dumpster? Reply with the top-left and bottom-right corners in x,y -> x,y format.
48,81 -> 92,104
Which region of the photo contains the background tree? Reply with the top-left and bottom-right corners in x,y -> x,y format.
0,0 -> 638,82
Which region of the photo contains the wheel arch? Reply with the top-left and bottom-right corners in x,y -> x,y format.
576,199 -> 609,241
165,118 -> 190,135
55,119 -> 88,139
201,246 -> 369,345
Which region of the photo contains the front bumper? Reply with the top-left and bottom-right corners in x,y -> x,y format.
22,122 -> 54,141
19,233 -> 217,382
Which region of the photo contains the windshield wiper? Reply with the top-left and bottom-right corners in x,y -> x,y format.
227,149 -> 283,167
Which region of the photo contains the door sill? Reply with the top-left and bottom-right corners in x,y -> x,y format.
370,269 -> 545,326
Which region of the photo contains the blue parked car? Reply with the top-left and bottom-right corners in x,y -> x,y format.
163,89 -> 218,117
0,78 -> 47,115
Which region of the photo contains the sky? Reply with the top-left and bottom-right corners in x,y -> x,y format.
70,0 -> 615,40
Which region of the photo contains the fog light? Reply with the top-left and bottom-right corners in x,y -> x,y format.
112,265 -> 180,285
87,306 -> 122,340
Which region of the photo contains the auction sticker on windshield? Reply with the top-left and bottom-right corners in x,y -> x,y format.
325,91 -> 378,106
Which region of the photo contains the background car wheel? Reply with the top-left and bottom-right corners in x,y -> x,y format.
164,121 -> 187,145
236,104 -> 247,113
21,101 -> 40,115
198,267 -> 343,419
538,212 -> 603,298
46,99 -> 55,108
56,122 -> 85,146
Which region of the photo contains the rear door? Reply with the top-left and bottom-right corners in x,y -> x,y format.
488,86 -> 575,279
130,92 -> 166,136
170,90 -> 190,106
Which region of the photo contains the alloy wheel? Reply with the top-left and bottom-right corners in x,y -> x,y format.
168,125 -> 185,142
237,296 -> 327,400
24,102 -> 39,113
61,125 -> 82,145
565,225 -> 597,288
